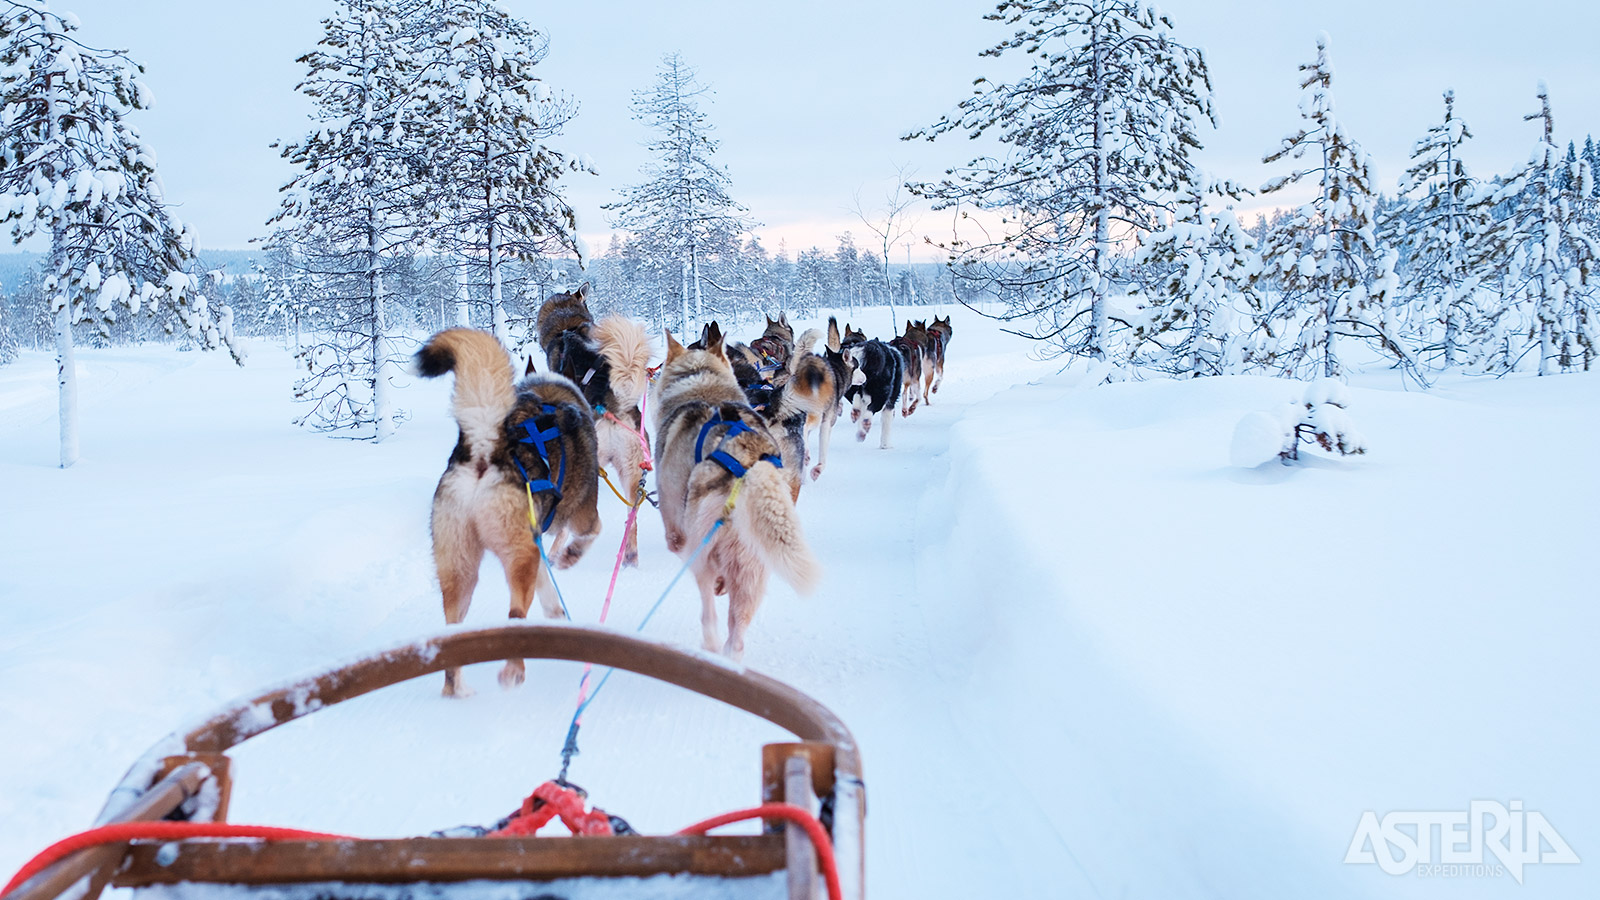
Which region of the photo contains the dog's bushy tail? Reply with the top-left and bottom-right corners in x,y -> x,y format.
414,328 -> 516,459
732,461 -> 820,594
792,328 -> 823,360
593,315 -> 652,410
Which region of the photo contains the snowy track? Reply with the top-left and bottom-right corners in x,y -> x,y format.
2,309 -> 1596,900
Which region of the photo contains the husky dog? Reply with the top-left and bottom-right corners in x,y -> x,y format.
747,313 -> 795,373
535,284 -> 653,565
415,328 -> 601,697
779,321 -> 849,482
843,337 -> 904,449
652,329 -> 820,660
889,321 -> 925,417
925,315 -> 953,395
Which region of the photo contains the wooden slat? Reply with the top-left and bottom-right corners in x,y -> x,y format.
112,835 -> 787,886
5,763 -> 207,900
156,753 -> 232,822
762,742 -> 836,813
175,626 -> 861,782
784,755 -> 818,900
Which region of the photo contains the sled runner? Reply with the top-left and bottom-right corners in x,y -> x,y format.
4,626 -> 865,900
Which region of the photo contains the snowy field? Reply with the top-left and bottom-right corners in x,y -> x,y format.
1,305 -> 1595,899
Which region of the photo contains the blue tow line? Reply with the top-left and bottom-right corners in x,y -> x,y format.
558,518 -> 725,780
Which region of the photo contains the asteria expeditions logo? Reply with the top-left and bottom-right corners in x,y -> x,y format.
1345,801 -> 1580,883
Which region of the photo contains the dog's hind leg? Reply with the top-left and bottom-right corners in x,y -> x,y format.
722,560 -> 770,662
498,537 -> 548,689
618,440 -> 645,567
554,507 -> 601,570
435,515 -> 483,699
695,563 -> 721,654
810,407 -> 836,482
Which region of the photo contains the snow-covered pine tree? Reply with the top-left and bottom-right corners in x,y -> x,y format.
1378,90 -> 1497,370
1480,84 -> 1599,375
0,0 -> 241,466
905,0 -> 1214,363
415,0 -> 586,346
0,281 -> 17,365
272,0 -> 435,440
605,53 -> 754,336
1126,176 -> 1261,375
1256,34 -> 1409,380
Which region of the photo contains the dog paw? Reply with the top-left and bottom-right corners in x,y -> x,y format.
809,464 -> 825,481
714,575 -> 727,596
623,548 -> 639,568
499,661 -> 526,689
850,408 -> 861,423
554,548 -> 582,570
666,529 -> 685,553
442,677 -> 474,700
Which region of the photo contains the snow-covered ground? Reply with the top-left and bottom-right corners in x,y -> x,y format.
1,307 -> 1594,899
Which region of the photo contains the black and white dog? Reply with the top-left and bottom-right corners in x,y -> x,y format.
840,324 -> 903,449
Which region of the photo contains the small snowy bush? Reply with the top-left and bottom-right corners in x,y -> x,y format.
1230,378 -> 1368,467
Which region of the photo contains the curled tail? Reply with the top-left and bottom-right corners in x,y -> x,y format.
414,328 -> 516,461
593,315 -> 653,411
732,461 -> 820,594
792,328 -> 824,362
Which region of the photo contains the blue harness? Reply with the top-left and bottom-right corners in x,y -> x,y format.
511,405 -> 567,534
694,413 -> 783,478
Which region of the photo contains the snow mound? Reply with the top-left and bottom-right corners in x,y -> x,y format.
1230,410 -> 1288,467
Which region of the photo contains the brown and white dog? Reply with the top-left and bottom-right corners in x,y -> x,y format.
890,320 -> 926,416
926,315 -> 953,395
747,313 -> 795,372
415,328 -> 601,697
781,320 -> 849,481
535,284 -> 653,566
653,329 -> 820,660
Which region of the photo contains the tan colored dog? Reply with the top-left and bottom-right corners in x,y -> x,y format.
653,330 -> 820,660
415,328 -> 601,697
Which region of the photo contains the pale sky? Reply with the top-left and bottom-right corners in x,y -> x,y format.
45,0 -> 1600,261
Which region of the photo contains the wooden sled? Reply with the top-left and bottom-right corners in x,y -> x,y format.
4,625 -> 865,900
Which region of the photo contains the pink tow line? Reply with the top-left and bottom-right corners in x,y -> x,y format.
574,391 -> 653,721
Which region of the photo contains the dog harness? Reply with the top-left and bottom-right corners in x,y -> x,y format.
694,413 -> 783,479
511,405 -> 567,534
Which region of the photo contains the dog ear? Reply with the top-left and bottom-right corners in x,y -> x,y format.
665,329 -> 685,362
827,316 -> 841,353
779,311 -> 789,326
526,356 -> 538,376
706,321 -> 726,359
576,281 -> 591,303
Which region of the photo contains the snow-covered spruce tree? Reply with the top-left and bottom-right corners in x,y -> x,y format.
415,0 -> 586,346
1377,90 -> 1496,370
1125,176 -> 1262,375
0,0 -> 240,466
905,0 -> 1213,363
272,0 -> 434,440
1256,34 -> 1410,381
1480,84 -> 1598,375
605,53 -> 753,336
0,286 -> 17,365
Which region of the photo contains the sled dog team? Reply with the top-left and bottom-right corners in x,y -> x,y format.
415,284 -> 952,695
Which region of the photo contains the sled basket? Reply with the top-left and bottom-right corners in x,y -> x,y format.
5,626 -> 864,900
